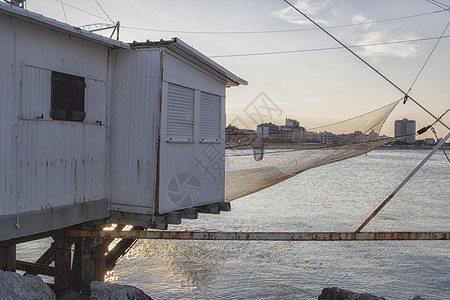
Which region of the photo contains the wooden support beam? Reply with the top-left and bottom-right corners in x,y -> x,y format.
0,245 -> 16,271
108,211 -> 152,228
197,203 -> 220,214
70,240 -> 82,292
80,224 -> 107,294
34,246 -> 55,265
166,212 -> 182,225
23,245 -> 55,275
105,238 -> 136,271
180,208 -> 198,219
16,260 -> 55,277
219,202 -> 231,211
52,234 -> 72,297
152,215 -> 167,230
93,241 -> 107,281
0,230 -> 58,248
104,226 -> 145,271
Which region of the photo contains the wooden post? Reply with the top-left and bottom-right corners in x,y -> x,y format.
93,241 -> 107,281
52,233 -> 72,297
70,239 -> 82,292
0,244 -> 16,271
80,223 -> 107,295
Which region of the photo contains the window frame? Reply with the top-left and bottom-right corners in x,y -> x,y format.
50,71 -> 86,122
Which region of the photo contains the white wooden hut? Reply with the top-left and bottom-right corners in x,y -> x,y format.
109,39 -> 246,217
0,2 -> 246,242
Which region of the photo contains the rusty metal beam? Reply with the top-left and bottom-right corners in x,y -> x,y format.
68,230 -> 450,241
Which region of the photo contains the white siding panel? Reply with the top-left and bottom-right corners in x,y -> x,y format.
21,66 -> 106,123
21,66 -> 51,119
158,56 -> 226,213
85,79 -> 107,123
109,49 -> 160,212
17,19 -> 108,81
18,121 -> 107,212
166,83 -> 195,141
163,51 -> 226,96
0,14 -> 16,215
200,92 -> 221,142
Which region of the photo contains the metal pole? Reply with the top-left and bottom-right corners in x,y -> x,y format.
68,230 -> 450,241
355,131 -> 450,232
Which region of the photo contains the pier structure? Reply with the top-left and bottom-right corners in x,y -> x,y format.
0,202 -> 231,296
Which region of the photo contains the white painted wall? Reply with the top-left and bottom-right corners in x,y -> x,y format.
108,49 -> 161,214
0,13 -> 17,216
109,48 -> 228,214
0,13 -> 109,216
158,50 -> 226,213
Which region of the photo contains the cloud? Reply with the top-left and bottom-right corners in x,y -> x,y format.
273,0 -> 332,26
347,14 -> 420,60
274,2 -> 421,61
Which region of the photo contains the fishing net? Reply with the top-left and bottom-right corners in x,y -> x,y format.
225,100 -> 399,201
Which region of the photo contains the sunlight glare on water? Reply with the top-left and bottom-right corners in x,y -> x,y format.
17,149 -> 450,299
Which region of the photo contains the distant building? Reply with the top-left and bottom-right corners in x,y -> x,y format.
285,118 -> 300,128
257,122 -> 280,136
424,138 -> 435,145
305,131 -> 319,143
237,129 -> 256,135
395,118 -> 416,144
225,124 -> 239,135
279,118 -> 305,142
319,131 -> 335,144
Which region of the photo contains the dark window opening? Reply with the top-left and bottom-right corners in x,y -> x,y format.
51,71 -> 86,122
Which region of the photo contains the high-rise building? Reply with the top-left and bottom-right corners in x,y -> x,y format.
394,118 -> 416,144
285,118 -> 300,128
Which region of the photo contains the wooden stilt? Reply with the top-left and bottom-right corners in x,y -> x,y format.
104,226 -> 144,271
52,233 -> 72,297
93,241 -> 107,281
80,224 -> 107,295
0,244 -> 16,271
105,238 -> 136,271
70,239 -> 82,292
23,244 -> 55,275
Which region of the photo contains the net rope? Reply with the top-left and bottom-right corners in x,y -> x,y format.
225,100 -> 399,201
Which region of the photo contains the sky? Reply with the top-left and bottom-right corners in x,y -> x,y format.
25,0 -> 450,139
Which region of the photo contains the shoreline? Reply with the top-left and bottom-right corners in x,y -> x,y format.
228,143 -> 448,151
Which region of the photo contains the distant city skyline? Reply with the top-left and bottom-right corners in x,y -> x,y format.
228,116 -> 424,138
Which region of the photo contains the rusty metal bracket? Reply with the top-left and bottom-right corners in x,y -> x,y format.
67,230 -> 449,241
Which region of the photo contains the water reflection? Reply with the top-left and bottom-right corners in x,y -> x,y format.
15,150 -> 450,299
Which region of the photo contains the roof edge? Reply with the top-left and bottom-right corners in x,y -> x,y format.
130,38 -> 247,87
0,2 -> 129,49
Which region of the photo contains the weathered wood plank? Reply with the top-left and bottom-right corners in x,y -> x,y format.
16,260 -> 55,276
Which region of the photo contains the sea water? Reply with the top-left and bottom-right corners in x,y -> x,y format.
17,149 -> 450,299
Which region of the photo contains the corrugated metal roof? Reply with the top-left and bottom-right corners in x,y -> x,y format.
0,1 -> 129,49
130,38 -> 248,87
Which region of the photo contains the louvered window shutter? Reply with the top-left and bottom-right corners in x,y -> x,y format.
166,83 -> 195,142
200,92 -> 221,142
